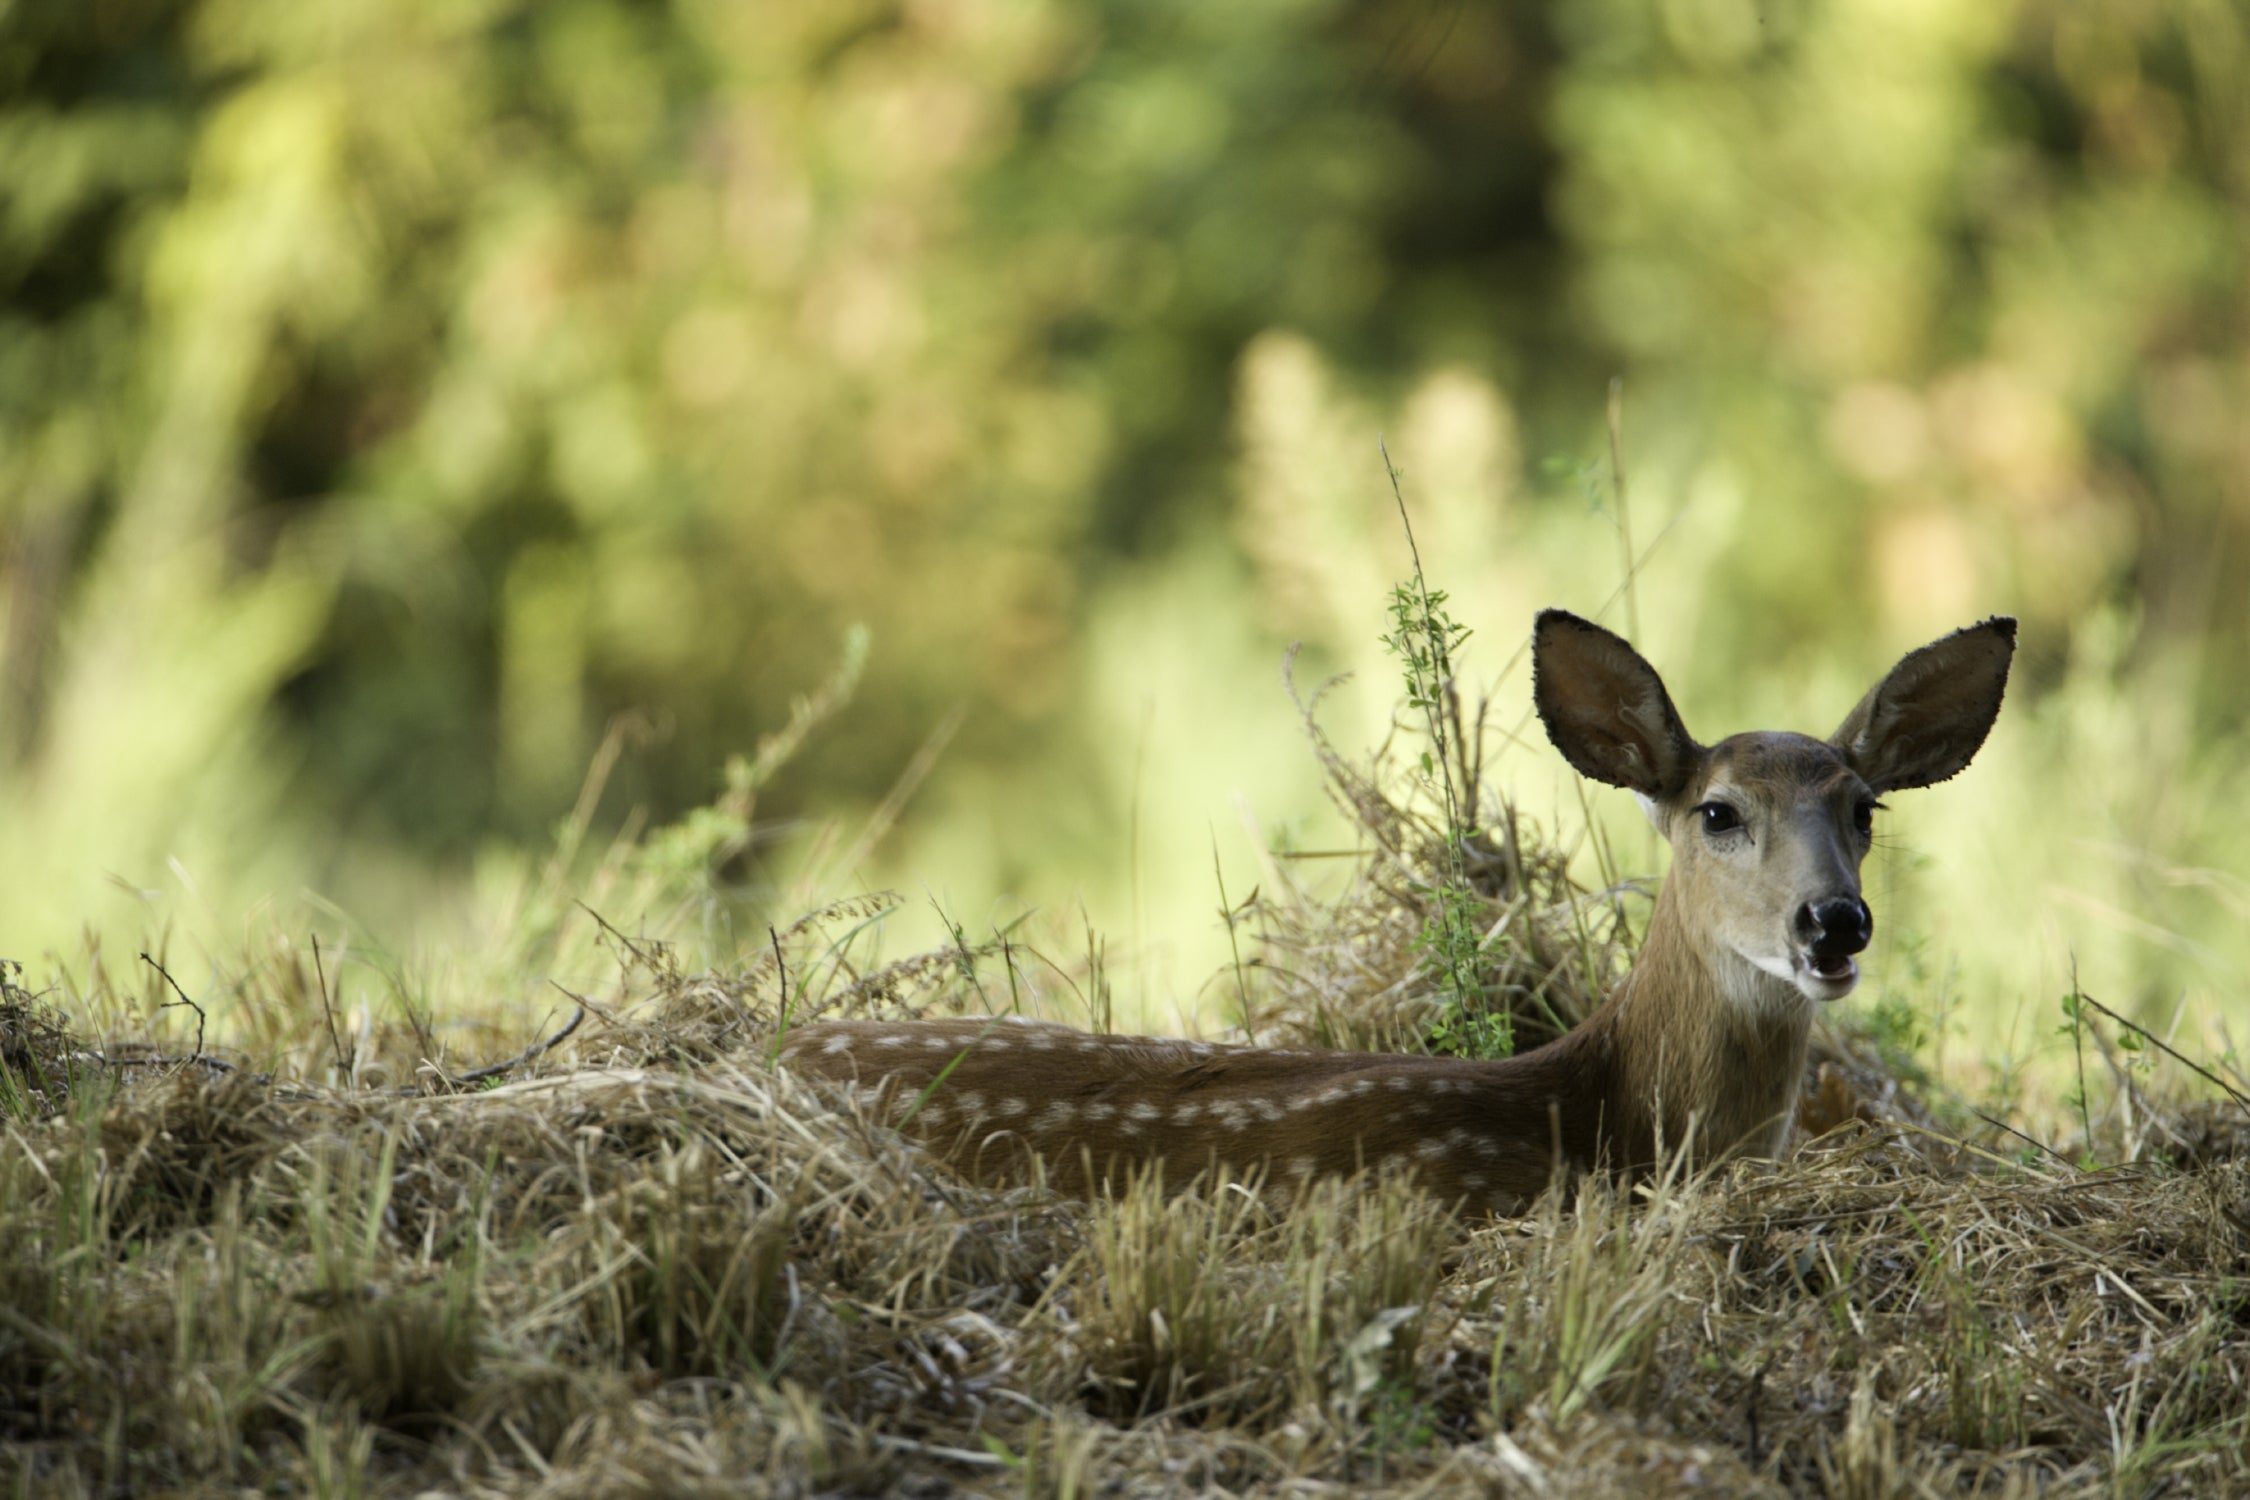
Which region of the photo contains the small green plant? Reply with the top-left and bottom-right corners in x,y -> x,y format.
1348,1375 -> 1438,1482
636,623 -> 870,900
1377,444 -> 1506,1059
2058,978 -> 2099,1167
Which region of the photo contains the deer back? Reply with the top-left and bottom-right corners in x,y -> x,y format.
781,1017 -> 1615,1214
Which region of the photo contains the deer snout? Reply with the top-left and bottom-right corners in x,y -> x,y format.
1796,897 -> 1873,960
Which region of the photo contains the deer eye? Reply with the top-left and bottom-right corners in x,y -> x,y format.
1853,800 -> 1883,837
1696,801 -> 1743,837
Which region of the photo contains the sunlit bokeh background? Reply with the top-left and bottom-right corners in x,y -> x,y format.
5,0 -> 2245,1073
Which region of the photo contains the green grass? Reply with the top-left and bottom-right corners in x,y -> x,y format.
1380,442 -> 1512,1061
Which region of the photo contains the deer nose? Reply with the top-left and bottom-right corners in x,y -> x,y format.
1797,897 -> 1873,959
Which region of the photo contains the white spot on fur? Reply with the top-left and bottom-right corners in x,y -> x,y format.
993,1097 -> 1027,1119
1413,1137 -> 1448,1161
1126,1102 -> 1162,1122
1288,1157 -> 1317,1179
875,1034 -> 909,1049
822,1035 -> 854,1056
1314,1085 -> 1348,1107
1462,1172 -> 1488,1189
1172,1103 -> 1203,1126
1386,1076 -> 1413,1093
924,1036 -> 954,1050
1252,1099 -> 1284,1123
1083,1102 -> 1116,1122
1352,1079 -> 1378,1096
957,1092 -> 986,1114
917,1104 -> 949,1128
1036,1101 -> 1077,1131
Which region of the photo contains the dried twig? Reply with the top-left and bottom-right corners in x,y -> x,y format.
312,933 -> 353,1082
140,952 -> 206,1062
1970,1107 -> 2075,1168
448,1004 -> 588,1088
2070,987 -> 2250,1120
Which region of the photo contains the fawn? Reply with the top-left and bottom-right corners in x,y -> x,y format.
782,610 -> 2015,1213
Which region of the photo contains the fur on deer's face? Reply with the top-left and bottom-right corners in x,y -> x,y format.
1533,609 -> 2016,1012
1641,733 -> 1880,1006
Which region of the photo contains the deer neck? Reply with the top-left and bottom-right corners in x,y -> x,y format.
1570,874 -> 1816,1168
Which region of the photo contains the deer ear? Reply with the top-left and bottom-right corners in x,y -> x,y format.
1830,617 -> 2016,792
1533,610 -> 1702,800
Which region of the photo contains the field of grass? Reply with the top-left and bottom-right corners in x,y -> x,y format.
11,7 -> 2250,1491
5,692 -> 2247,1500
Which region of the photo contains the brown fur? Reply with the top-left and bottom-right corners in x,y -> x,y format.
781,1017 -> 1607,1214
784,612 -> 2016,1215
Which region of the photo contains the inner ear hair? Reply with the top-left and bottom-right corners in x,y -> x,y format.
1830,616 -> 2016,793
1532,609 -> 1702,799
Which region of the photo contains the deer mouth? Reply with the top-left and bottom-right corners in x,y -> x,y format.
1796,950 -> 1859,997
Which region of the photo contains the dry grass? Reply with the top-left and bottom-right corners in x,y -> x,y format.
1235,664 -> 1634,1058
6,903 -> 2247,1499
4,721 -> 2247,1498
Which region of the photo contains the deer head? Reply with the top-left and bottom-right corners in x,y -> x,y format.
1534,610 -> 2016,1009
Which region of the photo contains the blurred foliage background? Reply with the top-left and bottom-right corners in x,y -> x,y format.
3,0 -> 2245,1065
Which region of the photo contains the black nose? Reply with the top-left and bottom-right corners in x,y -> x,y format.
1797,897 -> 1873,959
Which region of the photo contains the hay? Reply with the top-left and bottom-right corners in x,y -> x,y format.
3,926 -> 2245,1498
1240,666 -> 1633,1057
